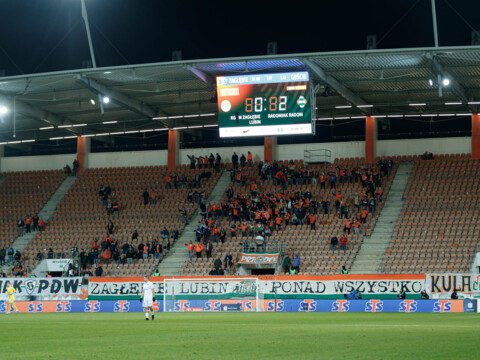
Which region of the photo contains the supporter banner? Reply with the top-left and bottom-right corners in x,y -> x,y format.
0,299 -> 469,313
426,274 -> 480,299
88,275 -> 425,300
0,277 -> 86,301
238,253 -> 280,264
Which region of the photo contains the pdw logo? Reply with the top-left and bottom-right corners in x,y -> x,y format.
267,300 -> 285,312
56,301 -> 71,312
113,301 -> 130,312
28,302 -> 43,313
236,300 -> 253,311
299,300 -> 317,312
174,300 -> 190,312
331,300 -> 349,312
204,301 -> 221,311
84,301 -> 101,312
433,300 -> 452,313
365,300 -> 383,312
399,300 -> 417,312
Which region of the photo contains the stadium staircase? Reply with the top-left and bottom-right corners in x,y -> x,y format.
3,176 -> 77,260
349,161 -> 413,274
157,171 -> 231,276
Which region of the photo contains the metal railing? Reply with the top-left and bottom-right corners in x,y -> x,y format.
304,149 -> 331,165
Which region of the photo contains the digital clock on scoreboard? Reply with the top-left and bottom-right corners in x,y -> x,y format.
216,71 -> 312,137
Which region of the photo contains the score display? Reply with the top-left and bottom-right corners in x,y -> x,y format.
216,72 -> 312,137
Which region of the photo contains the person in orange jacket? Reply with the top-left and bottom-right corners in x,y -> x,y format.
195,243 -> 204,258
185,241 -> 194,258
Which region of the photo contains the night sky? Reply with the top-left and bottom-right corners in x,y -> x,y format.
0,0 -> 479,76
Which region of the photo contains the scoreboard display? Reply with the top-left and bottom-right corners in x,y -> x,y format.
216,71 -> 312,137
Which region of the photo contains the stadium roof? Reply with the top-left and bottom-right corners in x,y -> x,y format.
1,45 -> 480,144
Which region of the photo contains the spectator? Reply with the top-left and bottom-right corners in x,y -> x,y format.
240,154 -> 246,168
247,151 -> 253,166
341,265 -> 348,274
33,214 -> 39,231
195,242 -> 203,258
132,230 -> 139,241
421,290 -> 429,299
293,254 -> 301,274
7,248 -> 14,266
142,189 -> 150,205
95,264 -> 103,277
0,247 -> 5,265
107,220 -> 114,235
73,159 -> 79,176
38,218 -> 45,231
283,254 -> 291,274
17,218 -> 24,237
451,291 -> 458,300
187,154 -> 196,169
205,241 -> 213,259
398,289 -> 406,299
339,236 -> 348,253
64,164 -> 72,176
232,152 -> 239,169
330,236 -> 338,251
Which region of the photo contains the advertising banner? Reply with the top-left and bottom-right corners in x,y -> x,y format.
0,299 -> 468,313
88,275 -> 425,300
0,277 -> 86,301
426,274 -> 480,299
238,253 -> 280,264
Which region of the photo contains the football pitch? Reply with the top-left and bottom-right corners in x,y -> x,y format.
1,312 -> 478,359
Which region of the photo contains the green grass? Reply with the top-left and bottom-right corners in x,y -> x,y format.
1,313 -> 479,359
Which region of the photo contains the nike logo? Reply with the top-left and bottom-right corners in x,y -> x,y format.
243,130 -> 250,133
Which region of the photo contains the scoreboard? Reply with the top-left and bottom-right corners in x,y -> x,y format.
216,71 -> 312,137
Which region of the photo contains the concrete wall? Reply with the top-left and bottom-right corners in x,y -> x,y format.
0,136 -> 473,172
0,153 -> 74,172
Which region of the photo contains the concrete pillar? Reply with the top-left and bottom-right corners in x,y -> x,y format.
365,116 -> 377,163
168,130 -> 179,171
76,136 -> 90,176
264,136 -> 277,163
472,114 -> 480,159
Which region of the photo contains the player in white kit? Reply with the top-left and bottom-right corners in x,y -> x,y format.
140,275 -> 155,320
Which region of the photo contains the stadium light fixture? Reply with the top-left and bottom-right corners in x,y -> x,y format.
0,106 -> 8,114
102,96 -> 110,104
442,78 -> 450,86
409,103 -> 427,106
429,79 -> 434,86
445,102 -> 462,105
357,105 -> 373,108
335,105 -> 352,109
21,139 -> 35,143
102,121 -> 118,124
90,99 -> 95,105
73,123 -> 87,127
40,126 -> 55,130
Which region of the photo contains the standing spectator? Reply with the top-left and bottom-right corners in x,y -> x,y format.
247,151 -> 253,166
25,216 -> 32,233
240,154 -> 246,168
33,214 -> 39,231
38,218 -> 45,231
185,241 -> 194,259
95,264 -> 103,277
150,191 -> 156,205
205,241 -> 213,259
330,236 -> 338,251
232,152 -> 239,170
341,265 -> 348,274
283,254 -> 291,274
339,236 -> 348,253
142,189 -> 150,205
107,220 -> 114,235
293,254 -> 301,274
0,247 -> 5,265
17,218 -> 24,237
187,155 -> 196,169
73,159 -> 79,176
195,242 -> 204,258
451,291 -> 458,300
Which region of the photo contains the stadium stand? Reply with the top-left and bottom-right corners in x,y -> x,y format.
0,170 -> 67,275
179,157 -> 399,276
20,165 -> 221,277
380,155 -> 479,274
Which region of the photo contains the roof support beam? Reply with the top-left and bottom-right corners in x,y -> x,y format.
187,65 -> 214,88
430,56 -> 475,112
76,75 -> 158,119
304,59 -> 370,115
